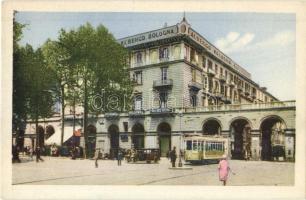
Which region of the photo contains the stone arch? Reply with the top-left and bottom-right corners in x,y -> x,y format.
45,125 -> 55,140
131,123 -> 145,149
157,122 -> 171,157
202,118 -> 222,135
108,124 -> 120,158
228,116 -> 253,131
229,117 -> 252,160
259,115 -> 287,161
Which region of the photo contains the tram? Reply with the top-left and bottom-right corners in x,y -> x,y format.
184,135 -> 229,164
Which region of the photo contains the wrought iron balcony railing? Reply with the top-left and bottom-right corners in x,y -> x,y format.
153,79 -> 173,88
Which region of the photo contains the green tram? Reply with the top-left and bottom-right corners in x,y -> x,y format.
184,135 -> 229,164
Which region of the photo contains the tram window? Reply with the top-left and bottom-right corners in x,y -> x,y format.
186,141 -> 192,150
193,141 -> 198,151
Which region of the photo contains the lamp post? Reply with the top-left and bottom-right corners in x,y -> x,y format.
178,110 -> 183,167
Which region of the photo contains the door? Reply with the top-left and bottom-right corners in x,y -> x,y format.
160,136 -> 170,157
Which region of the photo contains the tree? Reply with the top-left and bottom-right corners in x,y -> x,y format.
13,12 -> 27,135
53,23 -> 133,157
21,45 -> 56,147
42,39 -> 75,146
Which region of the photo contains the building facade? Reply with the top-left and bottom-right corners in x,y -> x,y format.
18,17 -> 296,161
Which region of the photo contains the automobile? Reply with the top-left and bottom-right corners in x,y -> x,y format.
125,148 -> 160,163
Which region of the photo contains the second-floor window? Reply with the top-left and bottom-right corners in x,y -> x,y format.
161,67 -> 168,81
133,71 -> 142,85
159,91 -> 168,108
191,94 -> 197,107
134,95 -> 142,110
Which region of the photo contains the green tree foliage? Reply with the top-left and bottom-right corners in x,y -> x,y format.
13,15 -> 27,132
13,13 -> 56,146
42,23 -> 132,156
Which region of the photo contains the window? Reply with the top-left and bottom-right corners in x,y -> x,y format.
133,71 -> 142,85
192,141 -> 198,151
134,95 -> 142,110
184,45 -> 189,60
159,47 -> 169,59
136,52 -> 142,63
215,64 -> 218,74
220,68 -> 223,75
191,94 -> 197,107
159,91 -> 168,108
208,60 -> 213,70
225,70 -> 228,79
191,69 -> 196,82
202,57 -> 206,68
186,141 -> 192,150
190,48 -> 196,62
203,76 -> 208,89
161,67 -> 168,81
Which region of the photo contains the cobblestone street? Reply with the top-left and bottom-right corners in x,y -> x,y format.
12,156 -> 294,185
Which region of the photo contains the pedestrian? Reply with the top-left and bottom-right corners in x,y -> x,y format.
36,146 -> 44,162
94,149 -> 100,168
29,147 -> 33,161
218,154 -> 230,186
117,149 -> 123,166
169,146 -> 177,168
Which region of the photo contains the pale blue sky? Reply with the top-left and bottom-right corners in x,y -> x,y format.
15,12 -> 296,100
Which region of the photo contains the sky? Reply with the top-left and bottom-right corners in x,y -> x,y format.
15,12 -> 296,101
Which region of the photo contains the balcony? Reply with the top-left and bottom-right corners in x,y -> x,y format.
150,107 -> 175,117
207,68 -> 216,77
160,57 -> 170,63
251,93 -> 257,99
133,61 -> 144,68
180,100 -> 295,113
245,90 -> 250,96
229,80 -> 235,87
153,79 -> 173,89
188,81 -> 203,92
105,112 -> 120,120
129,110 -> 145,118
219,75 -> 227,83
237,85 -> 244,92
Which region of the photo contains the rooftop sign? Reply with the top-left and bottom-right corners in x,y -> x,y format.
187,28 -> 251,79
118,25 -> 178,48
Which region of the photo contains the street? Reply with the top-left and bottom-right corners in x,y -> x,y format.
12,156 -> 294,185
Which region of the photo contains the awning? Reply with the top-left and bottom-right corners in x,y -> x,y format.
45,126 -> 82,145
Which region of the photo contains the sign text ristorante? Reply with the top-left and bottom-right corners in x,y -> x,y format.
118,26 -> 178,47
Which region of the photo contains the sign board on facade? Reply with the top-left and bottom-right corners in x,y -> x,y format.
187,28 -> 251,79
118,25 -> 178,48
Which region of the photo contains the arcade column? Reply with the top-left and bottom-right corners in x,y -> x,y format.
251,130 -> 261,161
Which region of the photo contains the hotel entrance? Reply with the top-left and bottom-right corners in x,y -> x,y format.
157,122 -> 171,157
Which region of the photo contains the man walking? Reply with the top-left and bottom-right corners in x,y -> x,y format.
170,146 -> 177,168
117,149 -> 123,166
94,149 -> 100,168
36,146 -> 44,162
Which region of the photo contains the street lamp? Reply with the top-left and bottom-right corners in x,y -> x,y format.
178,110 -> 183,167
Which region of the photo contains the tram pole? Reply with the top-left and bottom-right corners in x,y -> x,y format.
178,110 -> 183,167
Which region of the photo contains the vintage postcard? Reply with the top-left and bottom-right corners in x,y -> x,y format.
1,0 -> 306,199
